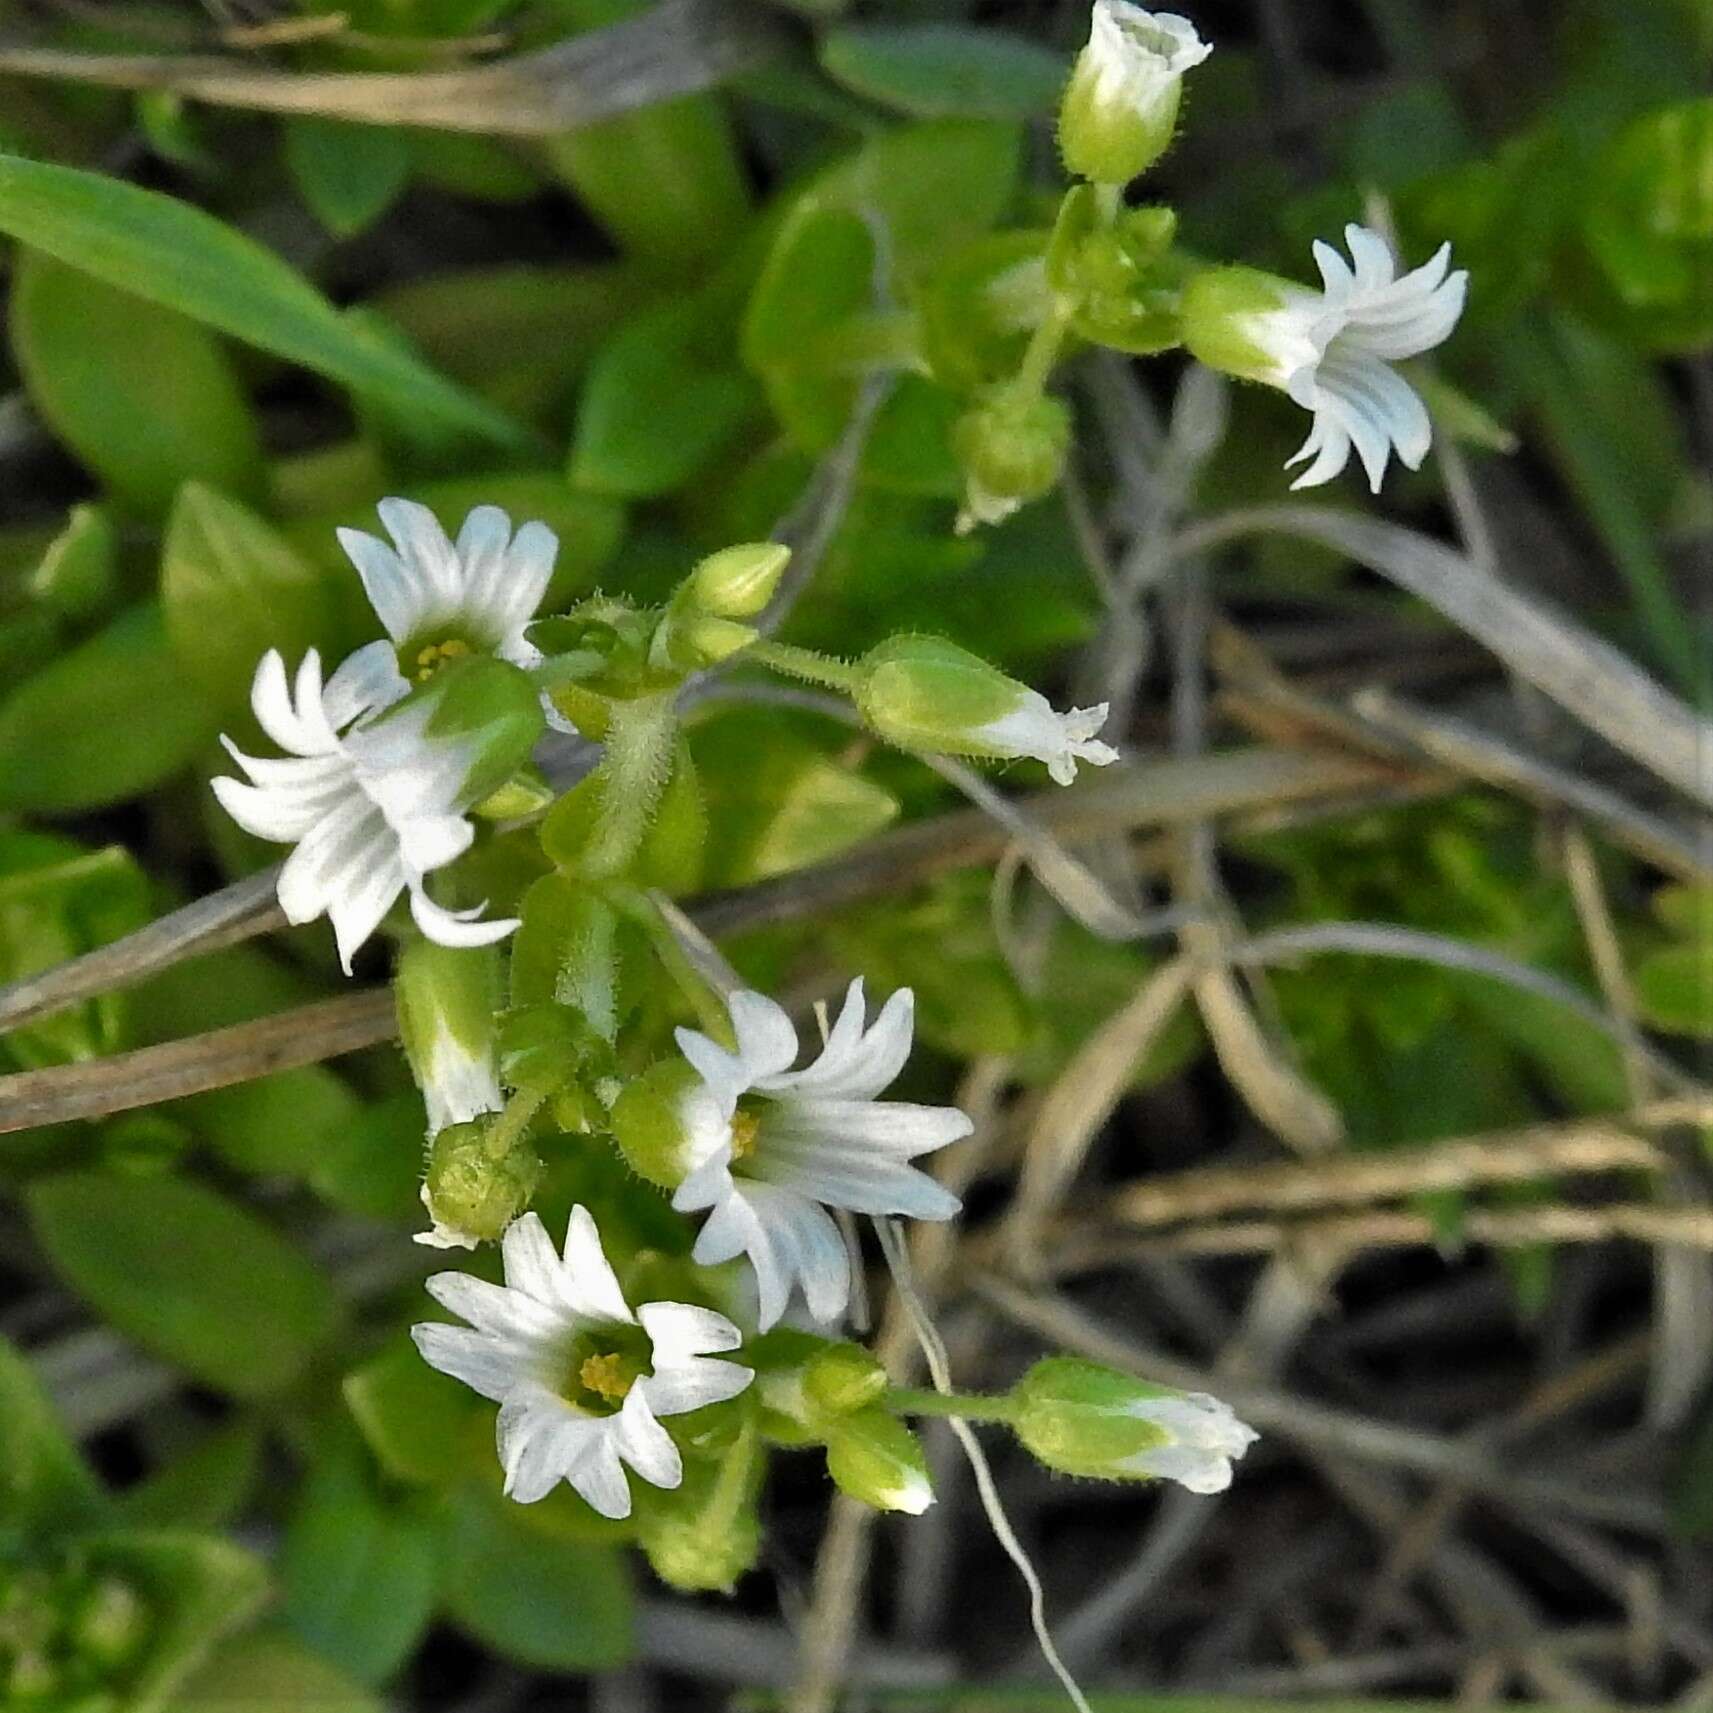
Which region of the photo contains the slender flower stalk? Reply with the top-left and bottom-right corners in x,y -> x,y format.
413,1207 -> 753,1517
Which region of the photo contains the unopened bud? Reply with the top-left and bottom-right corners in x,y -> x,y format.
857,636 -> 1119,786
419,1115 -> 541,1250
397,938 -> 503,1140
802,1343 -> 888,1421
690,542 -> 791,618
952,385 -> 1070,533
1059,1 -> 1211,186
824,1408 -> 933,1514
1013,1358 -> 1257,1493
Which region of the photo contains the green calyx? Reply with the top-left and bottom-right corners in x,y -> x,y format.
856,634 -> 1029,757
952,383 -> 1071,512
1058,49 -> 1184,186
1012,1356 -> 1174,1480
421,1114 -> 543,1245
824,1407 -> 933,1514
396,938 -> 500,1104
609,1059 -> 702,1189
1179,266 -> 1299,386
688,541 -> 791,619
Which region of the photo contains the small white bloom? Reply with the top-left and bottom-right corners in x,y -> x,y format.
670,982 -> 973,1331
968,694 -> 1120,787
211,649 -> 520,972
413,1207 -> 753,1517
1060,2 -> 1211,184
1117,1392 -> 1258,1494
335,498 -> 564,726
1083,2 -> 1210,107
1258,225 -> 1466,492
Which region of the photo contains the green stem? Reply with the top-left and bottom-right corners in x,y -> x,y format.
487,1080 -> 551,1156
748,640 -> 865,695
582,692 -> 679,879
1015,297 -> 1076,400
884,1386 -> 1018,1425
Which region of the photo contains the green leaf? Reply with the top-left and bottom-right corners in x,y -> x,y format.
1655,883 -> 1713,938
26,1171 -> 341,1398
280,1440 -> 441,1685
161,483 -> 338,714
344,1339 -> 477,1488
819,24 -> 1067,120
83,1530 -> 269,1713
571,297 -> 762,498
441,1486 -> 634,1671
0,1333 -> 107,1540
694,707 -> 899,886
308,1092 -> 427,1224
119,1422 -> 263,1531
0,602 -> 221,815
0,151 -> 533,454
28,502 -> 119,622
11,249 -> 264,517
175,1627 -> 382,1713
284,118 -> 412,238
1636,943 -> 1713,1035
0,832 -> 151,1068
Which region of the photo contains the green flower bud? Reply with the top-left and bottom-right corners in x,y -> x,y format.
856,636 -> 1119,786
951,384 -> 1070,533
610,1060 -> 704,1190
1049,193 -> 1184,356
1059,2 -> 1211,186
1013,1358 -> 1257,1493
689,542 -> 791,618
802,1343 -> 888,1421
636,1427 -> 764,1593
666,613 -> 758,670
1178,265 -> 1307,388
824,1407 -> 934,1514
67,1576 -> 146,1670
397,938 -> 503,1139
421,1115 -> 542,1248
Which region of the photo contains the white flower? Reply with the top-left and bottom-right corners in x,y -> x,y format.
1083,3 -> 1210,107
1119,1392 -> 1258,1493
211,649 -> 522,972
1264,225 -> 1466,492
1060,2 -> 1211,184
968,694 -> 1119,786
669,982 -> 973,1331
412,1207 -> 753,1517
334,498 -> 565,727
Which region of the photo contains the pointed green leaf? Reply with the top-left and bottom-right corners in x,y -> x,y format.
0,1333 -> 106,1540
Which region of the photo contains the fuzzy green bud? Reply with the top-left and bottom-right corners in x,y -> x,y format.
637,1427 -> 764,1593
825,1407 -> 934,1514
610,1060 -> 704,1190
689,542 -> 791,618
1059,1 -> 1211,186
421,1115 -> 542,1247
397,938 -> 503,1139
856,635 -> 1119,785
802,1343 -> 888,1421
951,384 -> 1070,532
1013,1358 -> 1257,1493
67,1576 -> 146,1670
1179,265 -> 1306,387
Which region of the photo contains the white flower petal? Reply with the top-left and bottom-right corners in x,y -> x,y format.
614,1388 -> 682,1490
559,1204 -> 636,1326
728,990 -> 801,1079
324,639 -> 411,729
411,1322 -> 517,1402
568,1432 -> 633,1519
637,1301 -> 744,1364
407,887 -> 519,951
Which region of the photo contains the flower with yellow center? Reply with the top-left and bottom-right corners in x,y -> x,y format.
413,1207 -> 753,1516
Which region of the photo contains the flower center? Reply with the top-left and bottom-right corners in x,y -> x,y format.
412,636 -> 474,682
562,1328 -> 652,1416
729,1106 -> 762,1164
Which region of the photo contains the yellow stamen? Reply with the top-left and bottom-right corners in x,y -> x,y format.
413,637 -> 473,682
730,1108 -> 761,1163
579,1351 -> 634,1403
